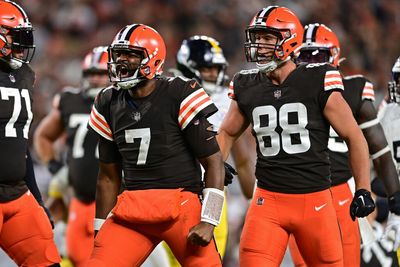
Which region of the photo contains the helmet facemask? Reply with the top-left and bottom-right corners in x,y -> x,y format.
176,35 -> 228,95
244,28 -> 289,73
82,70 -> 109,98
0,24 -> 35,69
198,64 -> 227,94
108,45 -> 148,90
388,72 -> 400,104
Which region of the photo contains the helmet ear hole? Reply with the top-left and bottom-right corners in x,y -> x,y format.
155,59 -> 161,67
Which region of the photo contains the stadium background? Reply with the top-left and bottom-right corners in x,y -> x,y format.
4,0 -> 399,266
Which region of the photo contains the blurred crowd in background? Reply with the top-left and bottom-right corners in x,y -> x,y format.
15,0 -> 400,266
22,0 -> 400,129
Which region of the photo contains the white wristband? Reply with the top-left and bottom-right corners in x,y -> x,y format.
201,188 -> 225,226
94,218 -> 105,231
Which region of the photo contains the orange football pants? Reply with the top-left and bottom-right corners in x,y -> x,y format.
0,191 -> 61,266
289,182 -> 359,267
66,198 -> 95,267
87,190 -> 222,267
240,187 -> 343,267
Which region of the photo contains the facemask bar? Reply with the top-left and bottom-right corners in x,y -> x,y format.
107,45 -> 148,89
9,26 -> 35,64
388,72 -> 400,103
244,28 -> 282,63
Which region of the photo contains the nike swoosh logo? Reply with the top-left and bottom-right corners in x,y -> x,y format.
338,199 -> 349,206
190,81 -> 197,88
315,203 -> 327,211
181,199 -> 189,206
358,195 -> 365,205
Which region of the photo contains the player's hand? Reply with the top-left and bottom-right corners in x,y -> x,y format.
350,189 -> 375,221
41,204 -> 55,229
224,162 -> 237,186
384,213 -> 400,251
187,222 -> 215,246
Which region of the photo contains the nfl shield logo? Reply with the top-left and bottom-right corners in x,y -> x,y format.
132,112 -> 141,122
9,74 -> 15,83
274,90 -> 281,99
256,197 -> 264,205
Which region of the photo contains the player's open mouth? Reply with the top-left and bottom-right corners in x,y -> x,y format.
117,65 -> 130,78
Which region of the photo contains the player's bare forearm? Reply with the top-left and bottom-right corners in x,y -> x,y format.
231,128 -> 256,199
34,96 -> 65,163
346,133 -> 371,191
95,162 -> 122,219
217,100 -> 250,161
199,151 -> 224,190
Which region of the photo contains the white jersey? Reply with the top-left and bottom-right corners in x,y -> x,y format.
207,87 -> 230,131
378,103 -> 400,174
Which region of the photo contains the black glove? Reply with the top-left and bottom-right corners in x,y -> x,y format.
389,191 -> 400,215
350,189 -> 375,221
40,202 -> 55,229
47,159 -> 63,175
224,162 -> 237,186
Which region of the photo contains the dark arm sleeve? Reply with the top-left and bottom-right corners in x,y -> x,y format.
98,136 -> 122,163
24,149 -> 44,205
183,116 -> 220,158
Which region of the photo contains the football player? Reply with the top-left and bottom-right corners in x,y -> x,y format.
34,46 -> 110,266
379,56 -> 400,261
286,23 -> 400,267
87,24 -> 224,267
162,35 -> 256,266
217,6 -> 375,266
0,1 -> 61,266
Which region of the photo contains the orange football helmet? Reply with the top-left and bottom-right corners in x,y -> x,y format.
82,46 -> 108,75
82,46 -> 109,98
108,24 -> 166,89
0,0 -> 35,69
245,6 -> 304,72
298,23 -> 340,67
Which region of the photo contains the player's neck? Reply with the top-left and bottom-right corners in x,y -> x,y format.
267,60 -> 296,85
129,79 -> 157,98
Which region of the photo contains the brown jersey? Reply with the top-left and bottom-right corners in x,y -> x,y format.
58,88 -> 99,202
229,63 -> 344,193
328,75 -> 374,185
0,63 -> 34,201
88,77 -> 218,193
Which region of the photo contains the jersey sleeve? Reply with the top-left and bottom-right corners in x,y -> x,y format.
177,79 -> 217,130
319,67 -> 344,109
361,80 -> 375,101
88,88 -> 113,141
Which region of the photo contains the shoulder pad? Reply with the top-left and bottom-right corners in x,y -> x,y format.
238,68 -> 259,75
61,86 -> 80,94
305,62 -> 330,69
166,75 -> 191,83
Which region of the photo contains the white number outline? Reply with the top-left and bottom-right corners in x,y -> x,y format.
125,128 -> 151,165
252,103 -> 311,156
69,114 -> 98,159
0,87 -> 32,139
328,126 -> 348,153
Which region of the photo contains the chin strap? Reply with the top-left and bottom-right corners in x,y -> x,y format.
256,56 -> 291,73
